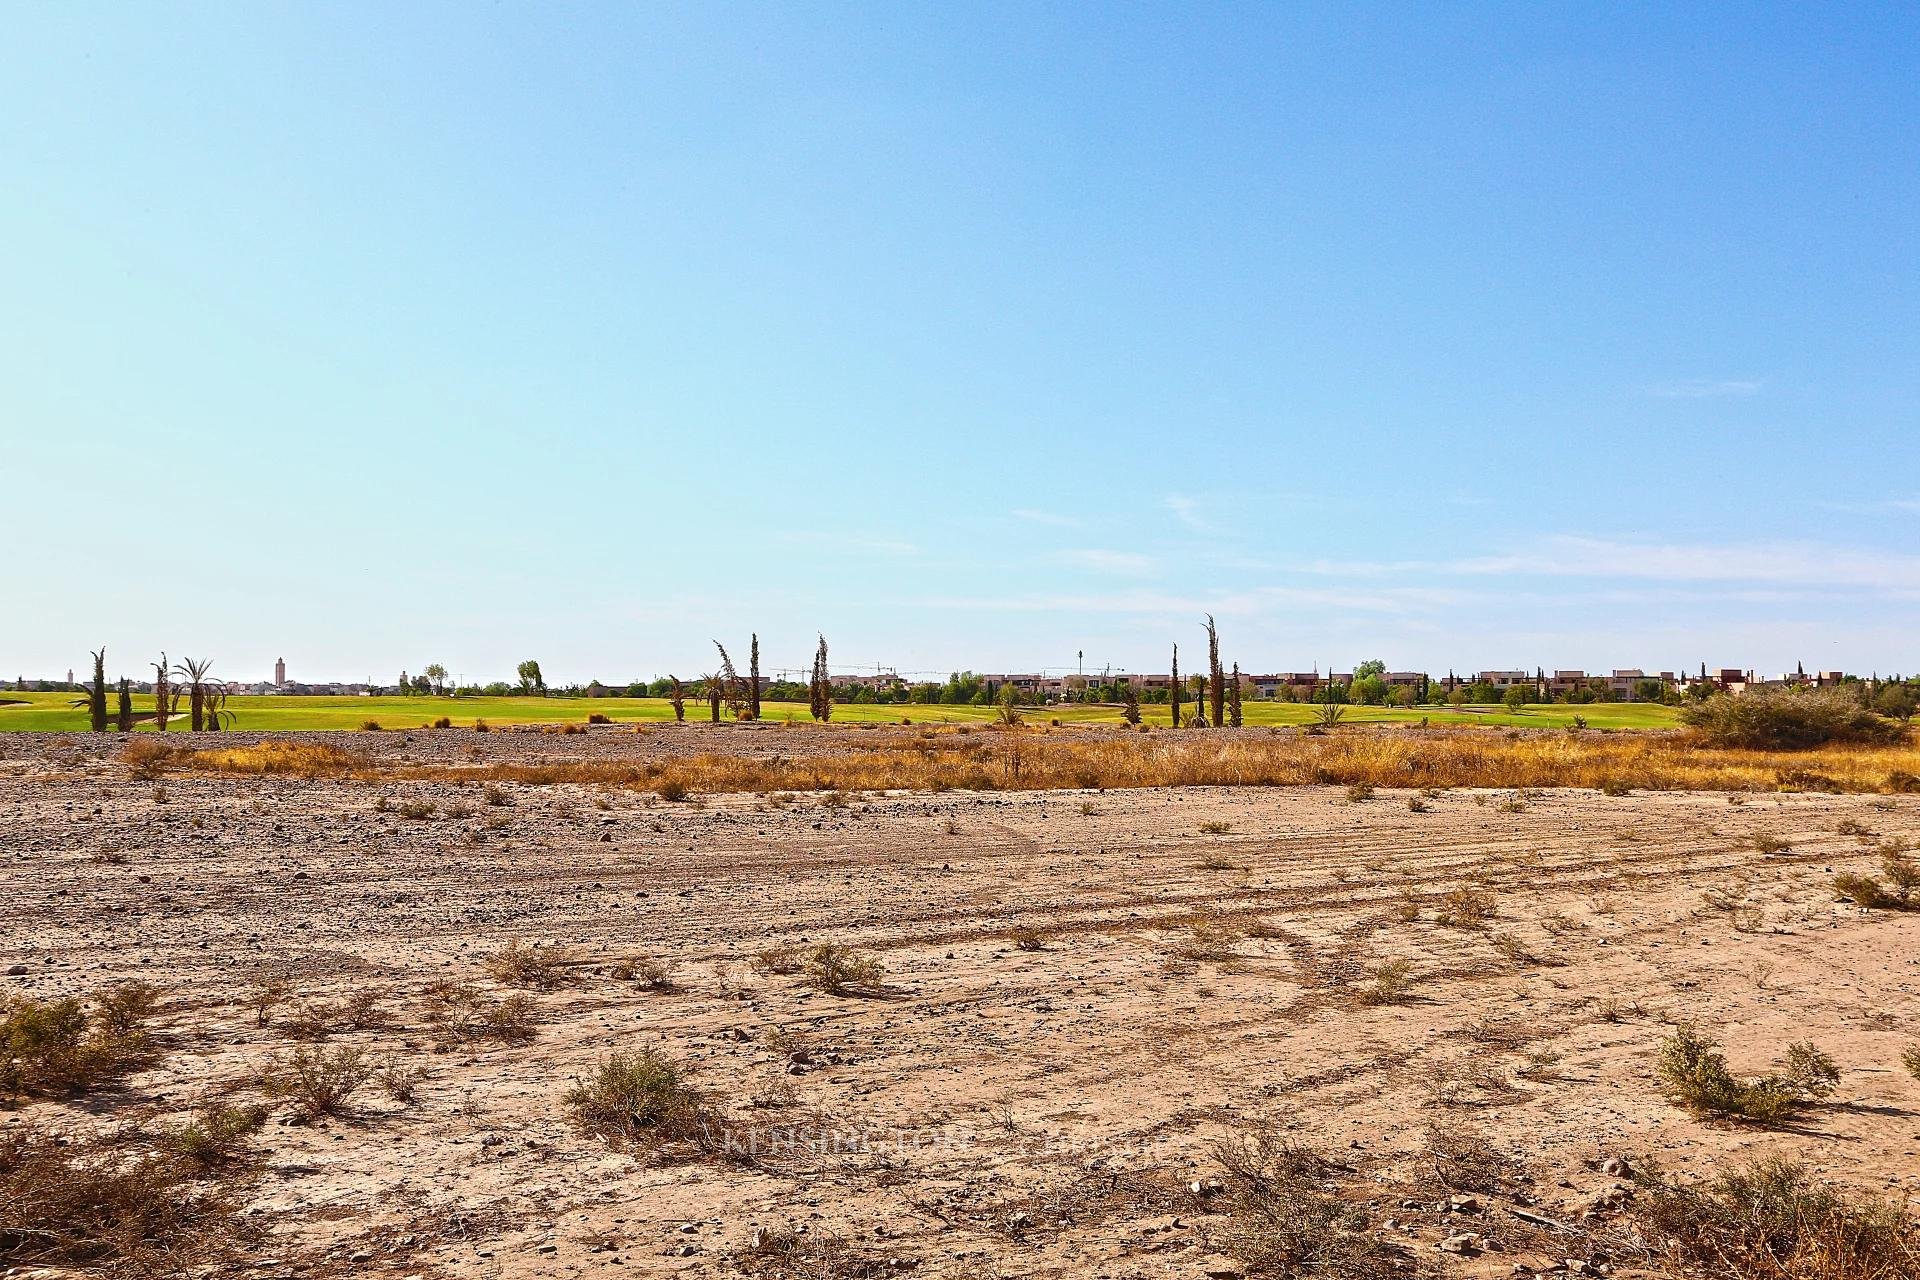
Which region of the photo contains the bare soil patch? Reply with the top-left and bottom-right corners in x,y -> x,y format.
4,729 -> 1918,1277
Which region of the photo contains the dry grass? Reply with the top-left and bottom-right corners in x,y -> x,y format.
1633,1155 -> 1920,1280
1211,1125 -> 1415,1278
0,1127 -> 247,1273
173,728 -> 1920,796
484,940 -> 573,989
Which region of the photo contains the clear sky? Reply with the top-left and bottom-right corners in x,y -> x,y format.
5,4 -> 1917,686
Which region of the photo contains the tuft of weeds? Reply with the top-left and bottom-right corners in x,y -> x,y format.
484,940 -> 573,989
611,957 -> 677,991
264,1046 -> 373,1119
1655,1027 -> 1838,1123
374,1051 -> 424,1104
160,1101 -> 268,1172
1212,1124 -> 1411,1278
395,799 -> 436,820
1406,795 -> 1429,812
1343,782 -> 1374,803
484,784 -> 512,806
1900,1044 -> 1920,1082
1198,820 -> 1233,835
1749,830 -> 1793,855
1354,959 -> 1416,1006
421,982 -> 537,1045
1435,886 -> 1495,929
799,944 -> 885,995
1633,1155 -> 1920,1280
1009,924 -> 1047,951
656,779 -> 689,802
1833,843 -> 1920,908
246,977 -> 294,1028
752,945 -> 804,976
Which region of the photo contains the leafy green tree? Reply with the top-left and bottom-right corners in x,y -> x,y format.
1502,685 -> 1529,712
1122,682 -> 1141,725
1354,659 -> 1386,681
517,660 -> 545,694
423,663 -> 448,695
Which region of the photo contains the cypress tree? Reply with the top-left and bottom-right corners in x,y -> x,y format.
1229,662 -> 1243,728
88,648 -> 107,732
1170,644 -> 1182,728
669,676 -> 686,722
748,633 -> 761,720
116,678 -> 133,732
1205,615 -> 1224,729
151,654 -> 170,733
812,634 -> 833,723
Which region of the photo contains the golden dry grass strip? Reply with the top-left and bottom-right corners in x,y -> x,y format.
157,731 -> 1920,796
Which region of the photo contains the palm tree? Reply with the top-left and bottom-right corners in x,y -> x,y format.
172,657 -> 226,732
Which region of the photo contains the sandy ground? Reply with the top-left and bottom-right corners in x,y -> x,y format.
3,729 -> 1918,1278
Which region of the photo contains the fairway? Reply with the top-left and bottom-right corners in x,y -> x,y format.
0,689 -> 1680,733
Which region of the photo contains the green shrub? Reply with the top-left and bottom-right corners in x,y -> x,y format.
1655,1028 -> 1837,1122
565,1049 -> 712,1151
1681,688 -> 1904,750
800,943 -> 885,995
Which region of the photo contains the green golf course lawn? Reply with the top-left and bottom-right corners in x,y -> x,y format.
0,690 -> 1680,733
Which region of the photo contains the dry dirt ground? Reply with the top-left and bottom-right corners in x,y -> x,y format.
4,728 -> 1919,1278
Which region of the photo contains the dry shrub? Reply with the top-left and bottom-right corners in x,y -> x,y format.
1343,782 -> 1374,803
752,945 -> 804,976
1169,916 -> 1244,962
484,940 -> 573,989
611,957 -> 677,991
374,1051 -> 423,1103
159,1101 -> 268,1171
1633,1155 -> 1920,1280
1199,820 -> 1234,835
586,712 -> 612,725
1656,1028 -> 1838,1123
1212,1125 -> 1412,1278
1833,844 -> 1920,909
264,1046 -> 373,1119
799,944 -> 885,995
359,719 -> 383,731
1435,886 -> 1495,929
1901,1045 -> 1920,1082
430,716 -> 453,730
421,983 -> 536,1045
1750,830 -> 1793,855
1422,1119 -> 1521,1193
1355,959 -> 1416,1006
0,1128 -> 245,1272
1682,688 -> 1905,750
2,988 -> 156,1100
1010,924 -> 1047,951
484,784 -> 512,806
566,1049 -> 715,1153
120,738 -> 181,779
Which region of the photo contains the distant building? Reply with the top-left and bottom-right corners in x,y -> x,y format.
274,657 -> 286,686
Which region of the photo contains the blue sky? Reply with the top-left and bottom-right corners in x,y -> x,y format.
5,4 -> 1917,685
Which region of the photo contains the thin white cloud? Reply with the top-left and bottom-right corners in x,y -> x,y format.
1163,493 -> 1211,530
1647,379 -> 1762,399
1012,508 -> 1082,528
1297,535 -> 1920,592
782,532 -> 920,556
925,584 -> 1464,618
1055,548 -> 1155,575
